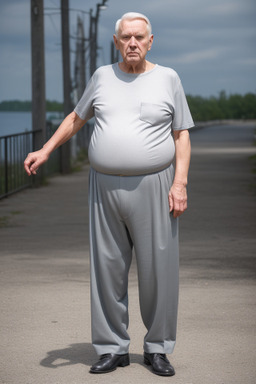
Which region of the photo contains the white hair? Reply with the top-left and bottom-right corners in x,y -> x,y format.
115,12 -> 152,36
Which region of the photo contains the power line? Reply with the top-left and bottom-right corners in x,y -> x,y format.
45,13 -> 59,34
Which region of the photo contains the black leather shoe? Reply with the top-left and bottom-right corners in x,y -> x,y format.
144,352 -> 175,376
90,353 -> 130,374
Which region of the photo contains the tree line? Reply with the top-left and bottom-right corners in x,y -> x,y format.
186,91 -> 256,121
0,100 -> 63,112
0,92 -> 256,121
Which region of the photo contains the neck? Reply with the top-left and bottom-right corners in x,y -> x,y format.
119,60 -> 155,74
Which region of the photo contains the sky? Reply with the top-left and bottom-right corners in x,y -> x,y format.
0,0 -> 255,102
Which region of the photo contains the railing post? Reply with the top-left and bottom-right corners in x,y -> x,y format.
4,137 -> 8,196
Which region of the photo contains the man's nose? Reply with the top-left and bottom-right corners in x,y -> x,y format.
129,36 -> 137,47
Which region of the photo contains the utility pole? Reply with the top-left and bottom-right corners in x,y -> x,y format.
72,16 -> 86,158
89,1 -> 108,77
89,9 -> 97,77
74,16 -> 86,100
60,0 -> 72,173
111,41 -> 119,64
31,0 -> 46,185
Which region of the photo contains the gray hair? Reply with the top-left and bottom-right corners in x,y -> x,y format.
115,12 -> 152,36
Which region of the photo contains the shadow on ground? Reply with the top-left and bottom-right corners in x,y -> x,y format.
40,343 -> 144,368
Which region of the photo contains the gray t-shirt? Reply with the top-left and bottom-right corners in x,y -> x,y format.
74,63 -> 194,175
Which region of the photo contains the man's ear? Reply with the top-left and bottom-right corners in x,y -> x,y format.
113,35 -> 119,50
148,34 -> 154,51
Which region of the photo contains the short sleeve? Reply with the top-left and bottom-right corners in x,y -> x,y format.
74,75 -> 95,121
172,77 -> 194,131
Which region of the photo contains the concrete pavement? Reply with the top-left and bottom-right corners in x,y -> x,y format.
0,122 -> 255,384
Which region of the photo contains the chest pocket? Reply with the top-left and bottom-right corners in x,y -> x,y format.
140,102 -> 171,126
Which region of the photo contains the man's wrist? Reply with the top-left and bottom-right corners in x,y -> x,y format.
173,178 -> 188,187
42,143 -> 54,157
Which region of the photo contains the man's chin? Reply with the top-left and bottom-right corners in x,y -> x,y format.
125,56 -> 141,64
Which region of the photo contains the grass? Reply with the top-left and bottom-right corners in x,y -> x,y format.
0,211 -> 24,228
0,216 -> 10,228
249,133 -> 256,194
71,148 -> 89,173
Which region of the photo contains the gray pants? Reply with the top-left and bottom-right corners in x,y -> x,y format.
89,165 -> 179,355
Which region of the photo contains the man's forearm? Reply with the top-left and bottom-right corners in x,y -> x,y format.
173,129 -> 191,186
24,111 -> 86,176
42,112 -> 86,156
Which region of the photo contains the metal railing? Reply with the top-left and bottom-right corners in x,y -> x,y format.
0,122 -> 93,199
0,130 -> 40,199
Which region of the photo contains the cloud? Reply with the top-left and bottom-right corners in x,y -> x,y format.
171,47 -> 224,65
238,57 -> 256,66
208,2 -> 243,15
0,1 -> 30,37
0,0 -> 255,100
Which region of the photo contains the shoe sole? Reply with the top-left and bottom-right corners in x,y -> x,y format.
144,357 -> 175,377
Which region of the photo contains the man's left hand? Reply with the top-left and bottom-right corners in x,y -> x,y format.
168,182 -> 188,218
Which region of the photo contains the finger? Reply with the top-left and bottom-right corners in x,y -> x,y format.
173,198 -> 181,212
173,207 -> 180,218
172,199 -> 184,218
24,159 -> 32,176
168,193 -> 174,212
24,165 -> 31,176
173,203 -> 187,218
24,153 -> 37,174
172,200 -> 180,217
30,163 -> 40,175
26,155 -> 39,175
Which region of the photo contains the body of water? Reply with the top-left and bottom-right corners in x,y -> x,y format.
0,111 -> 64,137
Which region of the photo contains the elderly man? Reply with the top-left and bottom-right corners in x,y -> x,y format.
24,12 -> 194,377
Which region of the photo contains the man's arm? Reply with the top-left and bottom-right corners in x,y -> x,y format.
168,129 -> 191,218
24,112 -> 86,176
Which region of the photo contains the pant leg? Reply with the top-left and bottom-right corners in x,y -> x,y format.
89,169 -> 133,355
123,165 -> 179,354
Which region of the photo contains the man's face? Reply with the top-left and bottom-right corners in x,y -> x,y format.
114,18 -> 153,66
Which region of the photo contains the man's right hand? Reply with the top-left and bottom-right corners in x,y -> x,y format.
24,149 -> 49,176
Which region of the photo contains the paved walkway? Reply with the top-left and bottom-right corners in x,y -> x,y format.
0,122 -> 255,384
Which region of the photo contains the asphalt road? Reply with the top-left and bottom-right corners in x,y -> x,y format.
0,122 -> 255,384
